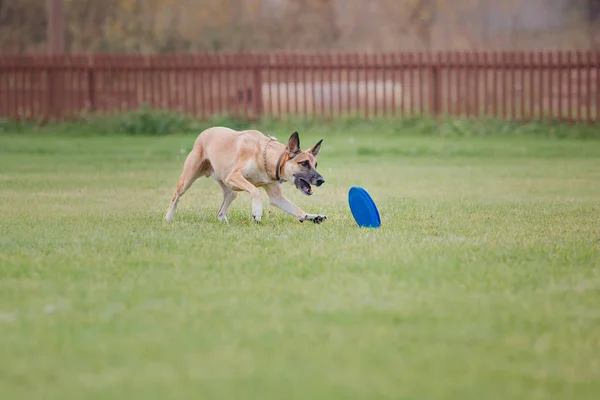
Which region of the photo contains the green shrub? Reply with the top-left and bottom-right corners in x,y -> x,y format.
1,108 -> 598,139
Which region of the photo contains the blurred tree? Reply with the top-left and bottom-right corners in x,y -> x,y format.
585,0 -> 600,48
281,0 -> 339,50
0,0 -> 595,52
0,0 -> 46,52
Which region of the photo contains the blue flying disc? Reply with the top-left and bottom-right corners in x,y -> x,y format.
348,186 -> 381,228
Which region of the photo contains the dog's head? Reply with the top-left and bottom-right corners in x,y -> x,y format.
282,132 -> 324,196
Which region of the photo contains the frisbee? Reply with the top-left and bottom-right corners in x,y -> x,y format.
348,186 -> 381,228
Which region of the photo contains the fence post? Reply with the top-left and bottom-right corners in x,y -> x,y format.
47,58 -> 57,121
87,56 -> 95,112
431,61 -> 441,118
252,56 -> 263,120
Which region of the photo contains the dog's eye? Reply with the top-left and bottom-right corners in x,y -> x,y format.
315,162 -> 318,168
299,161 -> 310,168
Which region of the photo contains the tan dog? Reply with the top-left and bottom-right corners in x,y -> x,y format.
164,127 -> 327,224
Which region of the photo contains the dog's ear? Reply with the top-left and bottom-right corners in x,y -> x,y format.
308,139 -> 323,157
287,131 -> 301,156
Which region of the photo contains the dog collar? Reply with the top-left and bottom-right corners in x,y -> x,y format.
275,151 -> 288,182
263,138 -> 287,183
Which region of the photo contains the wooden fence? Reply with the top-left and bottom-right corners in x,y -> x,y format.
1,52 -> 599,123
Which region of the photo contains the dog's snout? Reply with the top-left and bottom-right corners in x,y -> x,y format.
316,177 -> 325,187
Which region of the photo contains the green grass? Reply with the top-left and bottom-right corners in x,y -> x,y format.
1,117 -> 600,399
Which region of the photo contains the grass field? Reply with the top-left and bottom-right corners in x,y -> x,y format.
1,116 -> 600,399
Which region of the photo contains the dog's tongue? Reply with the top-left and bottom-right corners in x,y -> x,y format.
295,177 -> 313,196
300,179 -> 312,195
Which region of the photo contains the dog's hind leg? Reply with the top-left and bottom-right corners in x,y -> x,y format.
216,180 -> 238,223
164,148 -> 206,222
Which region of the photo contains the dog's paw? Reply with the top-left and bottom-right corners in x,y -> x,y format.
252,202 -> 263,224
303,214 -> 327,224
218,213 -> 228,223
312,215 -> 327,224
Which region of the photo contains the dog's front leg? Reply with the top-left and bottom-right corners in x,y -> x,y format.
265,184 -> 327,224
225,171 -> 263,222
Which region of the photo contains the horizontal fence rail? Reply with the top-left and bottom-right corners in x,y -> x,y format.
1,52 -> 599,123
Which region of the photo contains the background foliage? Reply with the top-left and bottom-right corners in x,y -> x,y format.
2,0 -> 600,52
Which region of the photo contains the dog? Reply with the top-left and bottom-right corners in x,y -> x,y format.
164,127 -> 327,224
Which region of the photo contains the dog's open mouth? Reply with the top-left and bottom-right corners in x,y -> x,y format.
295,178 -> 313,196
